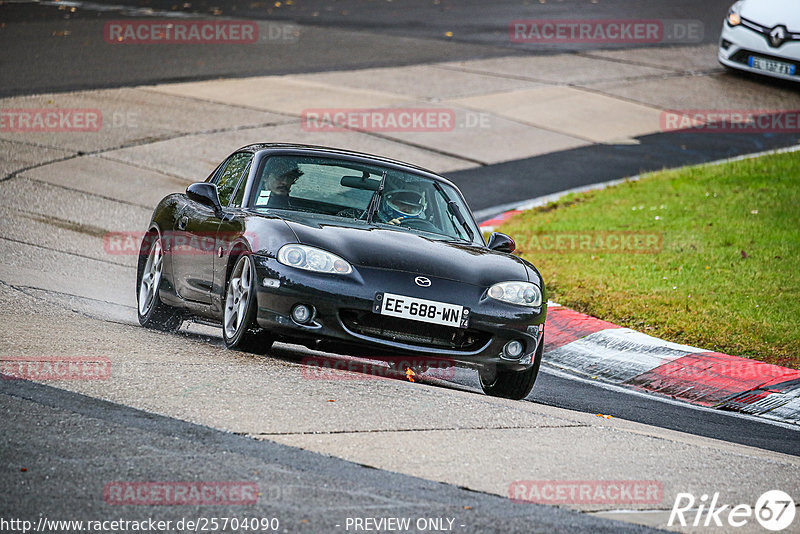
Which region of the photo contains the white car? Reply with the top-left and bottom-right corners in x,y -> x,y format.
718,0 -> 800,82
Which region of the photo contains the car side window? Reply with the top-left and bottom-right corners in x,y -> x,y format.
205,161 -> 225,183
230,162 -> 251,208
215,152 -> 252,207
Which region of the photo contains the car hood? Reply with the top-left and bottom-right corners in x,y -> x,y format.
741,0 -> 800,30
276,212 -> 532,287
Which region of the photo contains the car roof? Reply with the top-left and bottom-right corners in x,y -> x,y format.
235,143 -> 460,189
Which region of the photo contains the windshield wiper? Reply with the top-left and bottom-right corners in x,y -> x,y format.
365,170 -> 387,223
434,182 -> 474,242
448,200 -> 475,242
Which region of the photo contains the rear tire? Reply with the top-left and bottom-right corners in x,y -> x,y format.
137,233 -> 183,333
222,254 -> 274,354
479,337 -> 544,400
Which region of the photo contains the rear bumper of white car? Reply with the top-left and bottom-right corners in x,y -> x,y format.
719,22 -> 800,82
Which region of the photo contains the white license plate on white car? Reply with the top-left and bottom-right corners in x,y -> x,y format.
748,56 -> 796,75
374,292 -> 469,328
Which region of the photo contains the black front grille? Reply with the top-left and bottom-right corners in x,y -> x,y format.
339,309 -> 491,351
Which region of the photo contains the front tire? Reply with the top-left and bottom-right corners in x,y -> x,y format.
137,233 -> 183,332
479,337 -> 544,400
223,254 -> 274,354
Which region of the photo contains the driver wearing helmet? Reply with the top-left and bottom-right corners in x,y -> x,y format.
377,187 -> 427,225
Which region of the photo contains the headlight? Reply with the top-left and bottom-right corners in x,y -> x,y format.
727,1 -> 742,26
277,245 -> 352,274
488,281 -> 542,307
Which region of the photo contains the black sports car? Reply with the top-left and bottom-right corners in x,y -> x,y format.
136,144 -> 547,399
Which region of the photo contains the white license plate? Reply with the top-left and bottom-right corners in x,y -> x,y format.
374,292 -> 469,328
749,56 -> 796,75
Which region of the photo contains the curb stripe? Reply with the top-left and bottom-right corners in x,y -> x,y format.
544,307 -> 621,350
543,307 -> 800,424
759,377 -> 800,392
544,328 -> 691,383
624,353 -> 800,407
478,210 -> 522,232
761,395 -> 800,424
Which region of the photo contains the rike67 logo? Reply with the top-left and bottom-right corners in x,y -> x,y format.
669,490 -> 795,531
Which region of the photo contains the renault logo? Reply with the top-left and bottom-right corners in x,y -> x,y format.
769,25 -> 787,47
414,276 -> 431,287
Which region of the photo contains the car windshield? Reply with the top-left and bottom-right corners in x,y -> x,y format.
250,154 -> 482,244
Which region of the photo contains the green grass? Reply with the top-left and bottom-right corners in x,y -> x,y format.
500,150 -> 800,369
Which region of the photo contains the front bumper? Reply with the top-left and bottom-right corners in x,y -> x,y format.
251,255 -> 546,371
719,22 -> 800,82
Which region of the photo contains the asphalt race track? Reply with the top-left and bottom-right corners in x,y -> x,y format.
2,1 -> 799,532
0,0 -> 735,97
3,378 -> 649,534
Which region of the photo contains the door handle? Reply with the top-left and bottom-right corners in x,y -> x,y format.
177,215 -> 188,230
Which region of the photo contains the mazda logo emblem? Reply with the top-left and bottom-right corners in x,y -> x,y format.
769,25 -> 787,47
414,276 -> 431,287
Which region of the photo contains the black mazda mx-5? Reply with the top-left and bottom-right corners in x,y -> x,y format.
136,144 -> 547,399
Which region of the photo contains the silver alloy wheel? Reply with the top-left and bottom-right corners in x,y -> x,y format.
224,255 -> 252,339
138,238 -> 163,317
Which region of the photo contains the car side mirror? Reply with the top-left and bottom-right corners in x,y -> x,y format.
487,232 -> 516,253
186,182 -> 223,217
